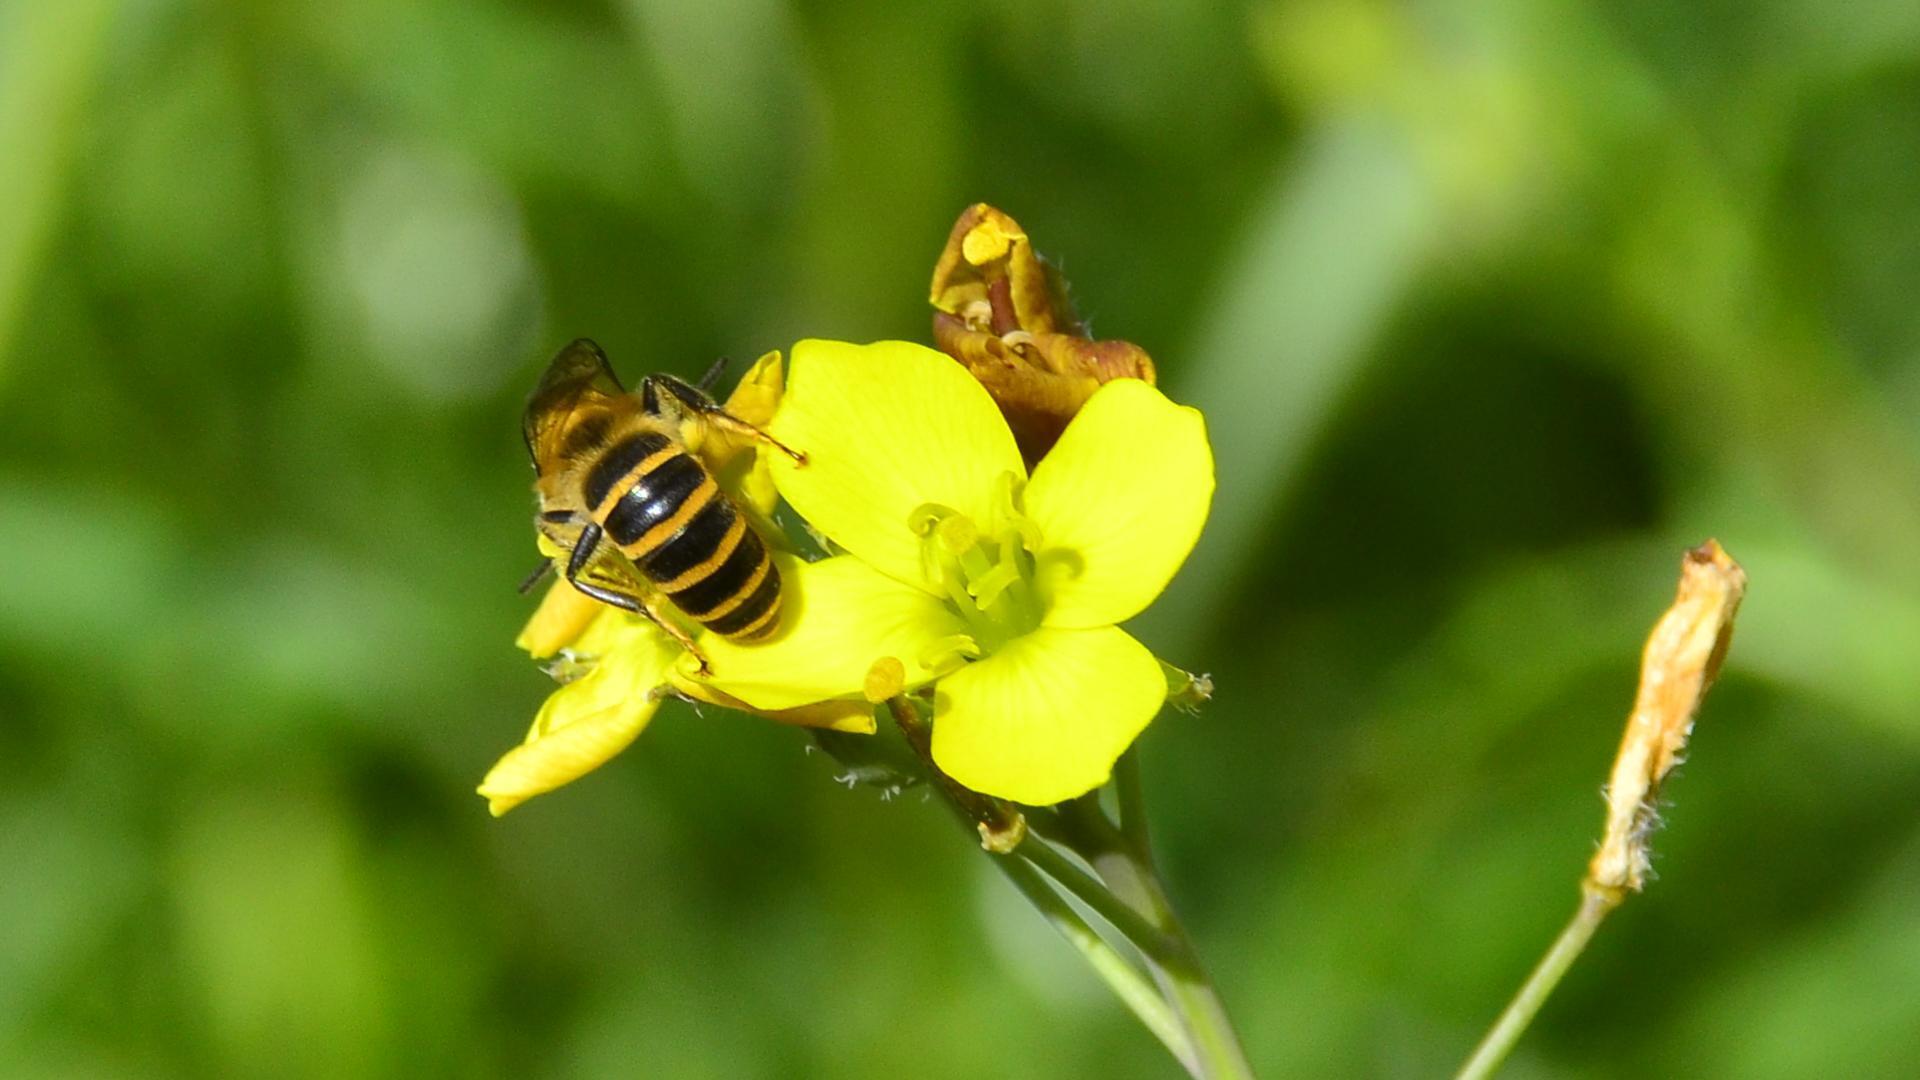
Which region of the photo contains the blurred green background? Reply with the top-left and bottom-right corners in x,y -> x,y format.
5,0 -> 1920,1076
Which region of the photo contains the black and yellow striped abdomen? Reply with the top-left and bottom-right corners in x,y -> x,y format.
584,430 -> 782,641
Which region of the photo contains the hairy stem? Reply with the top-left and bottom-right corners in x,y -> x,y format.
884,695 -> 1024,848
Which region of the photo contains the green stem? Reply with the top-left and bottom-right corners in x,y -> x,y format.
881,697 -> 1246,1077
987,852 -> 1196,1071
1015,836 -> 1181,959
1454,888 -> 1618,1080
1114,746 -> 1152,859
1051,798 -> 1257,1080
1135,892 -> 1253,1080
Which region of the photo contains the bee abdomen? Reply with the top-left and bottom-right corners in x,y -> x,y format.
602,451 -> 711,549
584,431 -> 675,509
655,515 -> 781,641
608,458 -> 781,641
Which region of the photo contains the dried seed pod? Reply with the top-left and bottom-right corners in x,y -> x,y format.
1587,540 -> 1747,898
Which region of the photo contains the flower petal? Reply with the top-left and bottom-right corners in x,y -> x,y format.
709,350 -> 787,519
515,578 -> 607,658
930,625 -> 1164,805
680,681 -> 878,733
478,626 -> 679,815
721,349 -> 785,427
771,340 -> 1026,591
1025,378 -> 1214,629
689,554 -> 971,711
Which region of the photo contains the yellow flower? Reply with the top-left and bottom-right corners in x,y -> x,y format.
695,339 -> 1214,805
479,352 -> 872,816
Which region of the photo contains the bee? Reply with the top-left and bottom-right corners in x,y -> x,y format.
522,339 -> 805,672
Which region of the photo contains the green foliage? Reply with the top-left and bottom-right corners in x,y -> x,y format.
4,0 -> 1918,1076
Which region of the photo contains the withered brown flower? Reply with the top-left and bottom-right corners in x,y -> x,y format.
929,204 -> 1156,464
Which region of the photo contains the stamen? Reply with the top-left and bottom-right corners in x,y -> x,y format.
954,542 -> 995,587
990,471 -> 1043,551
906,482 -> 1048,655
918,634 -> 981,677
1005,515 -> 1042,555
969,560 -> 1020,608
930,541 -> 985,623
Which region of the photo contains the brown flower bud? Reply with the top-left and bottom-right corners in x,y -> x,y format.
929,204 -> 1156,463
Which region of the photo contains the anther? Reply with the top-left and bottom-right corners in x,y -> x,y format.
863,656 -> 906,703
907,502 -> 957,537
935,514 -> 979,554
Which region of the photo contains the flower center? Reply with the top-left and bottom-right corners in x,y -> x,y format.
909,472 -> 1044,666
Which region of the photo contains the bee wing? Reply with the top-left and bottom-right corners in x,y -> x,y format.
537,509 -> 657,600
522,339 -> 628,467
580,552 -> 649,595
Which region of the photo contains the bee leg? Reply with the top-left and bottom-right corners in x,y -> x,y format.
562,523 -> 714,675
564,522 -> 609,582
641,373 -> 808,466
636,594 -> 713,676
695,355 -> 730,393
516,559 -> 555,594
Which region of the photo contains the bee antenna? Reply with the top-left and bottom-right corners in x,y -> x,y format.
517,560 -> 555,594
696,356 -> 730,393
